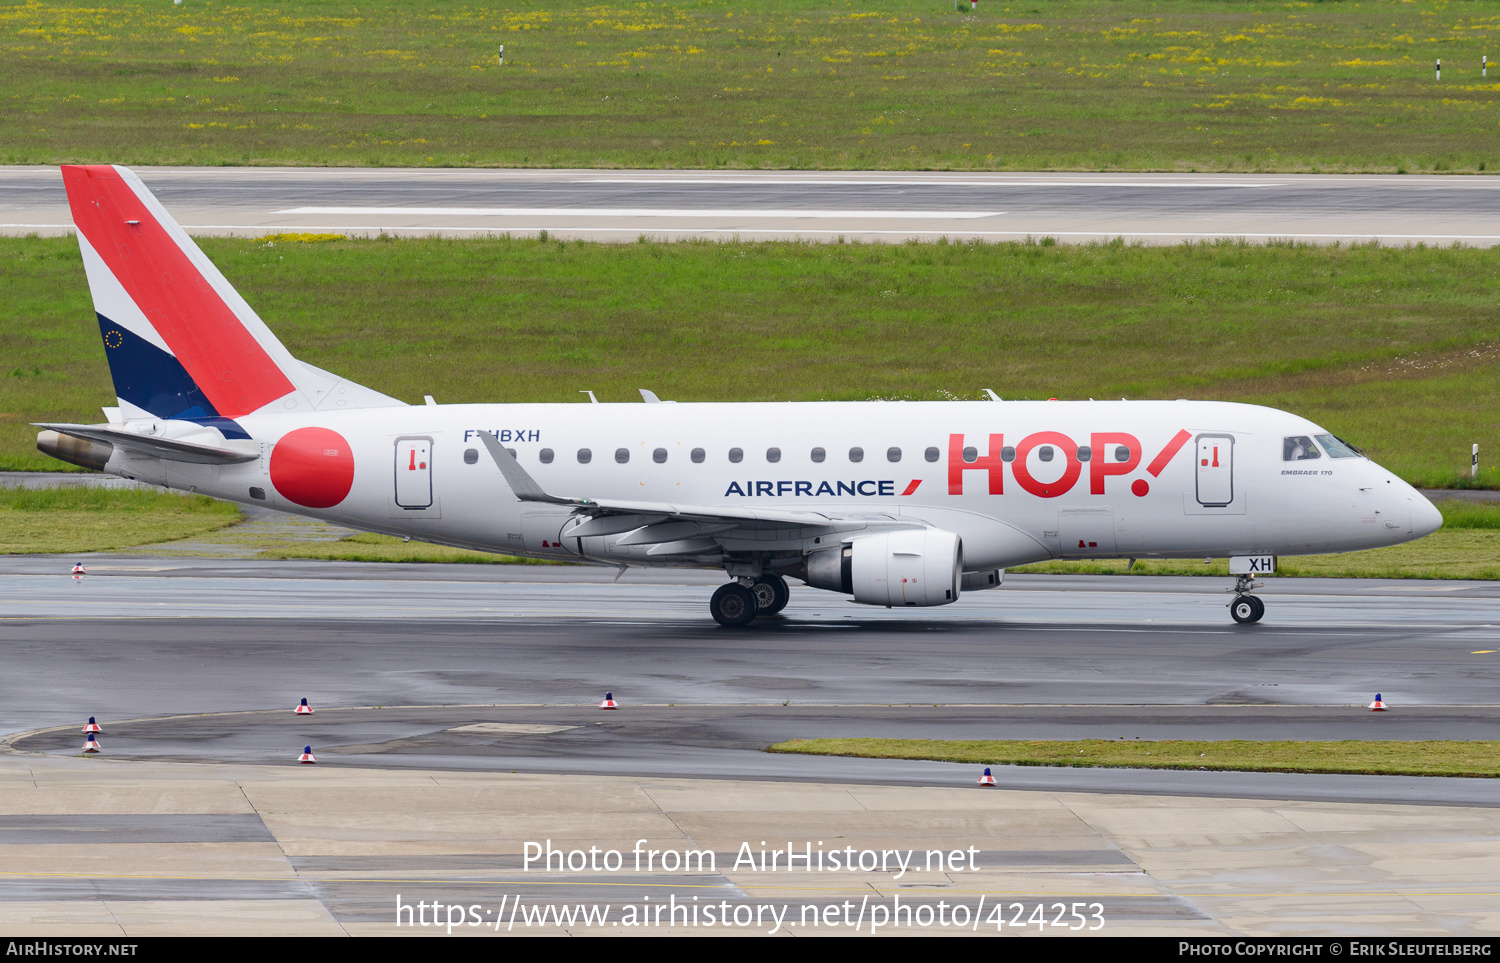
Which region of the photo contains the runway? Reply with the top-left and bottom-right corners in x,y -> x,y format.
5,167 -> 1500,245
3,558 -> 1498,935
2,558 -> 1496,804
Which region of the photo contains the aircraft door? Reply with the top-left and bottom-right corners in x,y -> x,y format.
522,510 -> 579,557
395,437 -> 433,509
1195,434 -> 1234,507
1058,508 -> 1116,557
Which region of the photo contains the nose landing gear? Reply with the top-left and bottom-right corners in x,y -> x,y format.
1227,574 -> 1265,624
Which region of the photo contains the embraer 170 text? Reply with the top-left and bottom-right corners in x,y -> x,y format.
38,166 -> 1443,626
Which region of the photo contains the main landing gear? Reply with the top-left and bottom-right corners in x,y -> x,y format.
710,574 -> 789,627
1228,574 -> 1265,624
750,574 -> 790,615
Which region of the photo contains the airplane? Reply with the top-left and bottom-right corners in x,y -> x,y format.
37,164 -> 1443,626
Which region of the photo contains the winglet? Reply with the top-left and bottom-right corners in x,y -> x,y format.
475,432 -> 579,506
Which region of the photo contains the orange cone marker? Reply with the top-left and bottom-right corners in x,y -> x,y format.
82,732 -> 101,754
298,746 -> 317,764
295,698 -> 314,715
599,692 -> 618,710
978,767 -> 997,787
1368,693 -> 1388,711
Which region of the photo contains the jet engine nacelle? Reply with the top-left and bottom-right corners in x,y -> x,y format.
806,529 -> 963,607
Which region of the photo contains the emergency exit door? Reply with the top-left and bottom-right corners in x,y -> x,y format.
395,437 -> 433,509
1195,434 -> 1234,507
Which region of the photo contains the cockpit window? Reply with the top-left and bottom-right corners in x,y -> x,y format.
1283,436 -> 1321,461
1315,434 -> 1363,458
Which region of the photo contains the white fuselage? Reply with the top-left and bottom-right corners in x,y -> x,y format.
101,399 -> 1441,571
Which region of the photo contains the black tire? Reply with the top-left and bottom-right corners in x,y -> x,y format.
1247,594 -> 1265,623
711,583 -> 759,627
1230,596 -> 1258,624
752,575 -> 790,615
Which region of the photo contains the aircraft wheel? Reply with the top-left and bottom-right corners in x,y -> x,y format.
711,583 -> 759,627
1230,595 -> 1260,625
752,575 -> 790,614
1248,595 -> 1265,623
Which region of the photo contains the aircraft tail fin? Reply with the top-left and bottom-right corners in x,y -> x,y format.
62,164 -> 403,436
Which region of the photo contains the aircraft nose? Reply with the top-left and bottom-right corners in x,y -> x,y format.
1411,493 -> 1443,538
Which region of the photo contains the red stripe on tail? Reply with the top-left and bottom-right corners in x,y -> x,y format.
63,165 -> 294,417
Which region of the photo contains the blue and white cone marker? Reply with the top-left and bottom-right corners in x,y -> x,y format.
83,716 -> 102,735
978,767 -> 997,787
1368,693 -> 1388,711
599,692 -> 619,710
295,698 -> 314,715
298,746 -> 317,764
82,732 -> 101,754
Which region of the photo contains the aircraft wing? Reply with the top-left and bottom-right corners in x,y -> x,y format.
34,423 -> 260,465
475,432 -> 915,554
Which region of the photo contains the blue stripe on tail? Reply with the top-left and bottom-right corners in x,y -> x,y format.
96,314 -> 250,439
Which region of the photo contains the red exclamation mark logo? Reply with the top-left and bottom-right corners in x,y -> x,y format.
408,449 -> 416,471
1212,446 -> 1220,468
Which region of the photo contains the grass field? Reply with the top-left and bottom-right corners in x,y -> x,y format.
0,485 -> 241,554
769,737 -> 1500,778
3,233 -> 1496,484
257,531 -> 560,565
3,0 -> 1500,171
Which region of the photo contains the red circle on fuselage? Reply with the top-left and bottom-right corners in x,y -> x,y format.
1132,479 -> 1150,497
269,427 -> 355,508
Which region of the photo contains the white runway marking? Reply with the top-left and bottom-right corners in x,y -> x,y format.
14,224 -> 1500,244
276,206 -> 1004,219
583,178 -> 1277,188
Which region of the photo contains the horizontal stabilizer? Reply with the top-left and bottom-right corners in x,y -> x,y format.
34,423 -> 259,465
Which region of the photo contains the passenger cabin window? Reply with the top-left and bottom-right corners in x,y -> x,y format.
1315,434 -> 1362,458
924,447 -> 940,463
728,447 -> 744,464
1283,436 -> 1321,461
887,447 -> 902,463
962,446 -> 978,463
1001,446 -> 1016,462
811,447 -> 826,463
1114,445 -> 1130,462
464,448 -> 479,465
1037,445 -> 1055,462
506,448 -> 516,458
539,448 -> 554,464
577,448 -> 592,464
849,447 -> 864,463
653,448 -> 667,464
691,448 -> 705,463
766,447 -> 781,463
1077,446 -> 1092,462
615,448 -> 630,464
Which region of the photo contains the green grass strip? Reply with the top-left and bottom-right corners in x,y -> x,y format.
5,0 -> 1500,173
0,485 -> 241,554
769,738 -> 1500,778
257,532 -> 566,565
5,234 -> 1500,486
